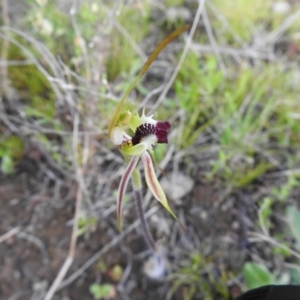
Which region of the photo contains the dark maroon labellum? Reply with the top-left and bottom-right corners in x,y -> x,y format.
155,121 -> 171,144
132,121 -> 171,145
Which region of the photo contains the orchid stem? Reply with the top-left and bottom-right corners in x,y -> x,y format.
132,168 -> 156,253
134,188 -> 156,253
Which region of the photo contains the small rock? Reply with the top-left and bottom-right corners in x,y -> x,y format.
200,210 -> 208,220
33,280 -> 48,292
151,214 -> 170,236
272,2 -> 291,14
160,172 -> 194,204
9,198 -> 19,206
143,246 -> 170,280
13,270 -> 21,280
166,7 -> 192,22
232,221 -> 240,230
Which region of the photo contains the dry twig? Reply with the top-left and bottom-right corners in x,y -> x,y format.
56,206 -> 159,292
202,6 -> 227,76
0,226 -> 20,244
0,0 -> 10,95
248,231 -> 300,261
150,0 -> 207,113
44,114 -> 84,300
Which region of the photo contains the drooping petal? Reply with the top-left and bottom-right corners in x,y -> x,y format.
141,151 -> 178,221
117,155 -> 140,231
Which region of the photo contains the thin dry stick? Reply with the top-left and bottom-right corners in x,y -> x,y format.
70,5 -> 91,82
44,114 -> 83,300
207,1 -> 245,46
0,0 -> 10,95
140,83 -> 165,108
263,8 -> 300,45
202,6 -> 227,76
134,189 -> 156,252
56,206 -> 159,292
285,262 -> 300,274
0,60 -> 33,66
264,168 -> 300,178
16,231 -> 49,262
248,231 -> 300,261
0,30 -> 63,102
150,0 -> 206,114
171,111 -> 185,189
114,20 -> 147,61
188,43 -> 275,61
0,226 -> 20,244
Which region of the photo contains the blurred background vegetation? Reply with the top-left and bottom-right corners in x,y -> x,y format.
1,0 -> 300,299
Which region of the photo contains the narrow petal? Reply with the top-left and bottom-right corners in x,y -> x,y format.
141,151 -> 178,221
117,155 -> 140,231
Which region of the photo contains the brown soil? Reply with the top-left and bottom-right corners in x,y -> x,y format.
0,160 -> 250,300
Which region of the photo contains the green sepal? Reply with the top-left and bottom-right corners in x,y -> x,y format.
121,142 -> 147,156
129,113 -> 143,132
118,111 -> 132,126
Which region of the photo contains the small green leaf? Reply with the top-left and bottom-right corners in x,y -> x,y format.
89,283 -> 114,300
0,136 -> 24,158
107,265 -> 123,281
77,216 -> 97,236
258,197 -> 274,230
243,262 -> 275,289
289,264 -> 300,285
234,162 -> 273,187
276,272 -> 290,285
285,206 -> 300,248
1,155 -> 14,174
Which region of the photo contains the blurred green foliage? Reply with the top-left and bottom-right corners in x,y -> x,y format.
77,215 -> 98,237
1,1 -> 300,298
105,3 -> 150,81
0,136 -> 24,174
89,283 -> 114,300
171,252 -> 231,300
242,262 -> 290,289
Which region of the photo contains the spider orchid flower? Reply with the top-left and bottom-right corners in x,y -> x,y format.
108,25 -> 190,232
110,109 -> 178,231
